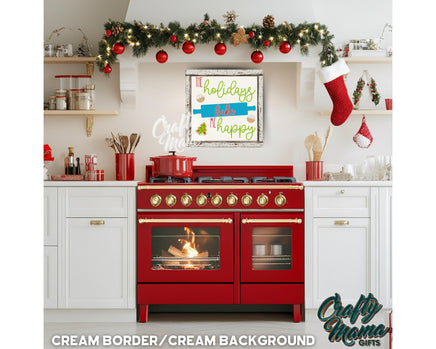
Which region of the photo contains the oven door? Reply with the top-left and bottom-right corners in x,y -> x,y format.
240,212 -> 304,283
137,212 -> 234,283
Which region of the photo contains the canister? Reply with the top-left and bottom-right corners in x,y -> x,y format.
48,96 -> 56,110
85,84 -> 96,110
76,92 -> 91,110
55,95 -> 67,110
55,75 -> 73,91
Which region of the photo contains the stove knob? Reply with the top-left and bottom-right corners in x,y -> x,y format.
196,194 -> 207,207
275,193 -> 287,207
181,193 -> 193,207
241,194 -> 253,207
257,193 -> 269,207
226,193 -> 238,207
165,194 -> 177,207
150,194 -> 162,207
211,194 -> 223,207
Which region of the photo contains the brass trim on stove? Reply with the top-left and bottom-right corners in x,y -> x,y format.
138,184 -> 304,190
241,218 -> 302,224
138,218 -> 233,224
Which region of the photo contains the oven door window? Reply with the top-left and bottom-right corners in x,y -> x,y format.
151,226 -> 220,270
252,227 -> 292,270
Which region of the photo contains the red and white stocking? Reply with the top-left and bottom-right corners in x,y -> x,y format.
318,59 -> 353,126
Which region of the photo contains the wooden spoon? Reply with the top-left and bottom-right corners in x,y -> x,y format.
304,135 -> 315,161
129,133 -> 138,153
105,137 -> 116,152
131,133 -> 141,153
120,135 -> 129,154
321,126 -> 331,154
313,132 -> 323,161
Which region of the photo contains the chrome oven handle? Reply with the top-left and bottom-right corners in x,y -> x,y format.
241,218 -> 302,224
138,218 -> 233,224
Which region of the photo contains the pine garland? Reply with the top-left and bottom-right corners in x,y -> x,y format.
98,14 -> 338,73
352,75 -> 380,107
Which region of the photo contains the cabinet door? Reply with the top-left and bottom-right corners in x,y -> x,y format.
44,246 -> 57,308
44,187 -> 57,245
312,218 -> 371,307
59,218 -> 129,308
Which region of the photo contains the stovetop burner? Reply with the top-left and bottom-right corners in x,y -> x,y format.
149,177 -> 192,183
251,176 -> 296,183
195,176 -> 249,183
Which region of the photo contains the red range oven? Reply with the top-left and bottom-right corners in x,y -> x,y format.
137,166 -> 304,322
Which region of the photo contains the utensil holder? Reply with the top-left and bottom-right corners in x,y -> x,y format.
306,161 -> 323,181
385,98 -> 392,110
116,154 -> 135,181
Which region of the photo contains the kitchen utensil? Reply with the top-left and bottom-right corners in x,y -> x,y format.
306,161 -> 323,181
129,133 -> 138,153
150,151 -> 197,178
304,135 -> 315,161
313,132 -> 323,161
131,133 -> 141,153
111,132 -> 123,153
120,135 -> 129,154
321,126 -> 331,154
105,137 -> 116,152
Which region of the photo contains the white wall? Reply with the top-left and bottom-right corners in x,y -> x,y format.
44,0 -> 392,181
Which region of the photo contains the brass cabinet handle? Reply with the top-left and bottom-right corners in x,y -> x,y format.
241,218 -> 302,224
334,220 -> 350,225
138,218 -> 233,224
90,220 -> 105,225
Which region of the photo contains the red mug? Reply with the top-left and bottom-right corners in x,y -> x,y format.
306,161 -> 323,181
116,154 -> 135,181
385,98 -> 392,110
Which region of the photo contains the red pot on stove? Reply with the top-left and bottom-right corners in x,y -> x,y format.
150,151 -> 197,178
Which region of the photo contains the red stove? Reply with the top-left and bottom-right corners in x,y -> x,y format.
137,166 -> 304,322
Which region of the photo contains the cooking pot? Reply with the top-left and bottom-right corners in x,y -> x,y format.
150,151 -> 197,178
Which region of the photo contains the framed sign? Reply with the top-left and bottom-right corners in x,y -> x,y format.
185,69 -> 263,147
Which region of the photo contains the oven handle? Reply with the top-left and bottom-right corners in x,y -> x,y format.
241,218 -> 302,224
138,218 -> 233,224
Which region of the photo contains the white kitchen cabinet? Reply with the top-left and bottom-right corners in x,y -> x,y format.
44,246 -> 58,308
44,183 -> 137,320
305,183 -> 392,309
59,218 -> 129,308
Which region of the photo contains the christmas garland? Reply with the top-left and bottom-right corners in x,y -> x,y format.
352,76 -> 380,107
97,13 -> 338,73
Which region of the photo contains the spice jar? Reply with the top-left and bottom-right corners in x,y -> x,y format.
56,95 -> 67,110
48,96 -> 56,110
76,92 -> 90,110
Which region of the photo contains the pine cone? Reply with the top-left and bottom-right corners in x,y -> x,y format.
223,10 -> 238,25
262,15 -> 275,28
111,25 -> 124,36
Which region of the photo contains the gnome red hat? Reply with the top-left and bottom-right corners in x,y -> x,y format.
318,59 -> 353,126
353,117 -> 373,148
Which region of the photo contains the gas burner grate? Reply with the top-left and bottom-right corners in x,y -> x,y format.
149,176 -> 192,183
195,176 -> 249,183
250,176 -> 297,183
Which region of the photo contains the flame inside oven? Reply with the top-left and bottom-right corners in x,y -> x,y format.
179,227 -> 199,258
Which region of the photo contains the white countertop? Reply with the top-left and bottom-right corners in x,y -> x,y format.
303,180 -> 392,187
44,181 -> 139,187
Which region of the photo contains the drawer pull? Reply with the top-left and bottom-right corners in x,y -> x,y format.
90,220 -> 105,225
340,189 -> 345,194
334,220 -> 350,225
241,218 -> 302,224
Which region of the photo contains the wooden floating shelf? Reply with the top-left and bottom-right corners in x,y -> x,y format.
44,56 -> 98,75
343,56 -> 392,64
319,109 -> 392,116
44,110 -> 119,136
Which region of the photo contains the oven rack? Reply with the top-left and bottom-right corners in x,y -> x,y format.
152,256 -> 220,262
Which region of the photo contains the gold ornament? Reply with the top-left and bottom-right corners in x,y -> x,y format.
231,27 -> 249,47
223,10 -> 238,25
262,15 -> 275,28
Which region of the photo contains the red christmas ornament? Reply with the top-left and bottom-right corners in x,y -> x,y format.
214,42 -> 227,55
251,50 -> 264,64
156,50 -> 168,63
249,31 -> 255,38
182,41 -> 195,54
170,35 -> 177,43
103,64 -> 112,74
105,29 -> 112,37
279,41 -> 292,54
112,42 -> 125,55
263,40 -> 271,47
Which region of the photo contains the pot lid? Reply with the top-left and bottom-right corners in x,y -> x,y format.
150,151 -> 197,160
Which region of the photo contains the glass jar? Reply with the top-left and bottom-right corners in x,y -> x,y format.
55,95 -> 67,110
55,75 -> 73,91
84,84 -> 96,110
74,75 -> 92,90
48,96 -> 56,110
76,92 -> 91,110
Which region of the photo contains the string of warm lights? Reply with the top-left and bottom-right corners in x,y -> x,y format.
97,14 -> 338,73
